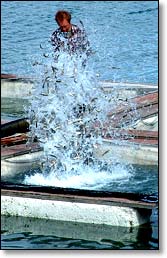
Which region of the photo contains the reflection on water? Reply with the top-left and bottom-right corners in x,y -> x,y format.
1,213 -> 158,249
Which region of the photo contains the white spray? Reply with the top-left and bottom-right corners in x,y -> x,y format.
24,40 -> 133,189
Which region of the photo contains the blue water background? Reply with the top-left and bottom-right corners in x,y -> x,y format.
1,0 -> 158,250
1,1 -> 158,83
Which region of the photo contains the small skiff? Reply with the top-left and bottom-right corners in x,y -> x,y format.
1,128 -> 158,179
1,76 -> 158,100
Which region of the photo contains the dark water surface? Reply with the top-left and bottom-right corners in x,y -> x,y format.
1,211 -> 158,250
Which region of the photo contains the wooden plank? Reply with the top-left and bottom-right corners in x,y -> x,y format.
103,137 -> 158,145
1,134 -> 28,146
1,73 -> 17,79
102,129 -> 158,139
1,142 -> 42,159
101,129 -> 158,145
1,186 -> 157,209
1,127 -> 158,161
109,104 -> 158,127
107,92 -> 158,127
108,92 -> 158,115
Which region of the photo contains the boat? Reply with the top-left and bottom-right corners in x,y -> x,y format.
1,75 -> 158,228
1,182 -> 158,227
106,91 -> 158,128
94,135 -> 158,166
1,84 -> 158,179
1,126 -> 158,180
1,76 -> 34,99
1,73 -> 158,132
1,132 -> 158,227
1,143 -> 43,179
1,75 -> 158,100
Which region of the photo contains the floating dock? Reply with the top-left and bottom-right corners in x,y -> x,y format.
1,183 -> 157,227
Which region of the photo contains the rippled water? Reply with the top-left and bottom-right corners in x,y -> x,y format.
1,211 -> 158,250
2,1 -> 158,83
1,0 -> 158,250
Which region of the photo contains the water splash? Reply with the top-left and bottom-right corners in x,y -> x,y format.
24,163 -> 132,190
24,40 -> 134,189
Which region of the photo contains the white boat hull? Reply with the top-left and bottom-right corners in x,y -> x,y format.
94,140 -> 158,166
1,78 -> 33,98
1,78 -> 158,99
1,138 -> 158,179
1,186 -> 155,227
1,195 -> 150,227
1,151 -> 43,179
1,78 -> 158,131
131,116 -> 158,131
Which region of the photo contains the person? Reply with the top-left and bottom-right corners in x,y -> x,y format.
51,11 -> 92,120
51,10 -> 91,58
50,11 -> 94,165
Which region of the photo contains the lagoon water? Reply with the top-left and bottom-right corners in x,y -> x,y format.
1,1 -> 158,250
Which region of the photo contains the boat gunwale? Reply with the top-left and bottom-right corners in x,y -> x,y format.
1,77 -> 158,88
101,138 -> 158,148
1,189 -> 157,210
1,182 -> 158,209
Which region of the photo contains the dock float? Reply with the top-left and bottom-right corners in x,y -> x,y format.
1,183 -> 158,227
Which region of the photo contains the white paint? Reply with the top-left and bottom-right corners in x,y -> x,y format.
1,195 -> 151,227
1,78 -> 158,99
1,151 -> 43,178
1,79 -> 33,98
94,140 -> 158,166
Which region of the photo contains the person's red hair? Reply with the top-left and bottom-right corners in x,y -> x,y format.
55,10 -> 71,24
